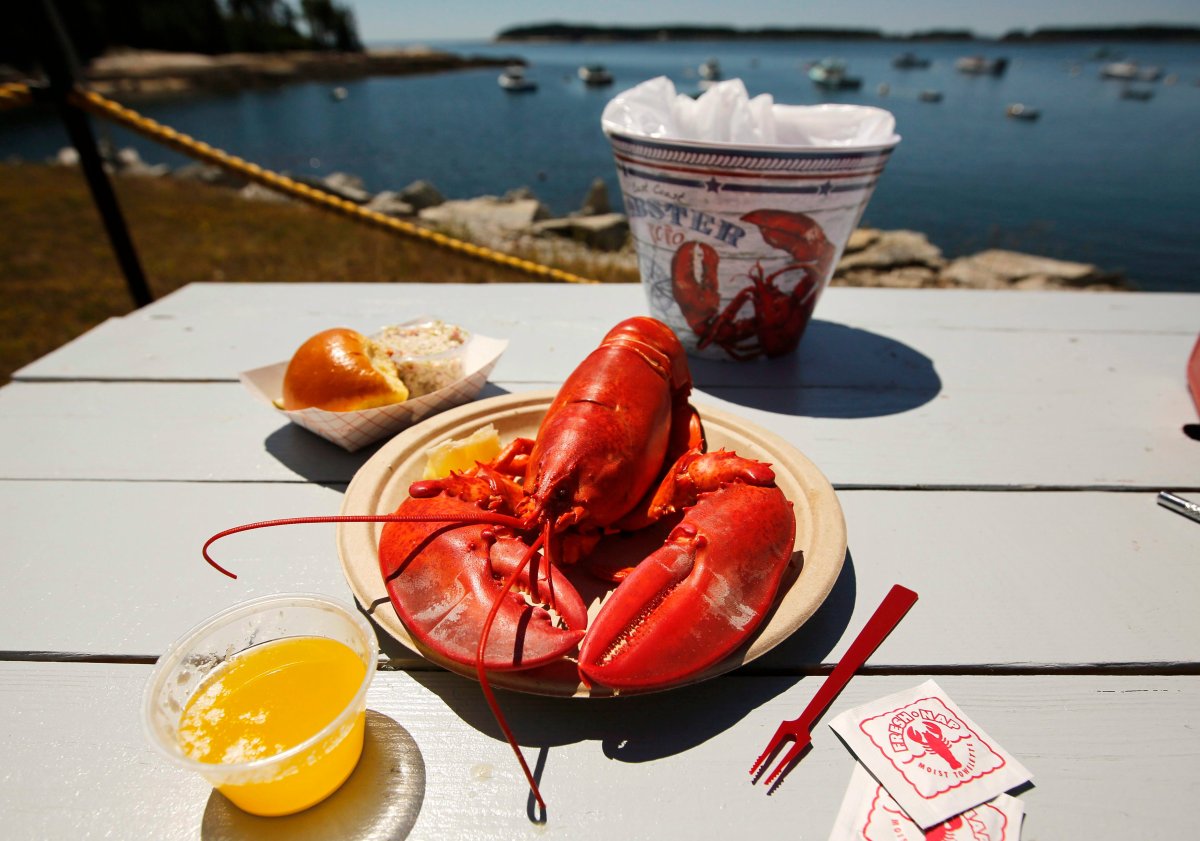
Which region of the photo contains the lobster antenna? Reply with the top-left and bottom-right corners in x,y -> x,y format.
201,512 -> 525,578
475,529 -> 549,812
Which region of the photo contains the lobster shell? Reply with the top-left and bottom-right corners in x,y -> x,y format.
337,391 -> 847,697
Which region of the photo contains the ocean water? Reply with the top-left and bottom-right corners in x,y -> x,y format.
2,39 -> 1199,291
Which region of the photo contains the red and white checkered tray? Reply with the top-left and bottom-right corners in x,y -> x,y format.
239,334 -> 507,452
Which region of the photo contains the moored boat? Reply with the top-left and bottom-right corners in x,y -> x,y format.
1006,103 -> 1040,120
699,58 -> 722,81
809,58 -> 862,90
498,66 -> 537,93
578,64 -> 614,86
955,55 -> 1009,76
1100,61 -> 1163,82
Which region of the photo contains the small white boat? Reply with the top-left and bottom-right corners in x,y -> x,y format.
578,64 -> 614,86
809,58 -> 862,90
1100,61 -> 1163,82
330,86 -> 348,101
498,66 -> 537,93
1006,103 -> 1040,120
699,58 -> 722,81
955,55 -> 1009,76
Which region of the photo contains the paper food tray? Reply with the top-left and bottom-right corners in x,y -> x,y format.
240,334 -> 508,452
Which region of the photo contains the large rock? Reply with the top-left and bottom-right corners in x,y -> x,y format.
320,171 -> 371,203
528,213 -> 629,252
363,190 -> 414,218
113,146 -> 169,177
833,266 -> 944,289
843,227 -> 881,253
173,162 -> 248,189
577,178 -> 610,216
239,182 -> 292,203
419,196 -> 551,236
836,229 -> 944,272
53,147 -> 80,166
399,180 -> 445,211
941,249 -> 1124,290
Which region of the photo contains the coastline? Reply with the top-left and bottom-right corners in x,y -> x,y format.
0,158 -> 1132,385
75,48 -> 523,99
25,151 -> 1131,293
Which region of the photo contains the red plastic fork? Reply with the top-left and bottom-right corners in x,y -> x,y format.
750,584 -> 918,789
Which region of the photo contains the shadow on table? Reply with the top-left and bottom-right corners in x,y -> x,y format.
688,319 -> 942,418
407,549 -> 860,766
260,383 -> 514,488
200,710 -> 425,841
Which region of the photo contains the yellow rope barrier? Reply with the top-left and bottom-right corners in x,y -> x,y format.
2,81 -> 599,283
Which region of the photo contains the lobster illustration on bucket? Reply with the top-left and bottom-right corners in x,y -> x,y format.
203,316 -> 798,810
671,209 -> 836,359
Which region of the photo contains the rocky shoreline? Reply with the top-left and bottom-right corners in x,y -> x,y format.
71,48 -> 522,98
49,146 -> 1131,291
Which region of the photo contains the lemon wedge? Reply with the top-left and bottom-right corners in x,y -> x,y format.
422,423 -> 502,479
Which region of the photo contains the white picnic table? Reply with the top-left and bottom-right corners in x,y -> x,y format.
1,282 -> 1198,839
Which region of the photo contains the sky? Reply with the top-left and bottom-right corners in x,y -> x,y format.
344,0 -> 1200,43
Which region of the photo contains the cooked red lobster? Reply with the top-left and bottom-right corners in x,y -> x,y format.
204,316 -> 797,809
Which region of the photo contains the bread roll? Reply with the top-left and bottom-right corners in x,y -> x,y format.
281,328 -> 410,411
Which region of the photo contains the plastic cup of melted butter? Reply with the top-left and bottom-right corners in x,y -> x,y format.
142,594 -> 378,816
372,319 -> 471,398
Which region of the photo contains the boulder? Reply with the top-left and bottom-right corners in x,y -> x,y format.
113,147 -> 169,177
835,229 -> 944,272
363,190 -> 414,218
399,180 -> 445,211
419,196 -> 550,236
503,186 -> 537,202
239,182 -> 292,203
528,213 -> 630,252
577,177 -> 610,216
318,171 -> 371,203
173,162 -> 248,189
941,249 -> 1123,289
832,266 -> 944,289
843,227 -> 881,253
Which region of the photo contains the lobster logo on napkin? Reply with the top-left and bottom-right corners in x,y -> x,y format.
827,762 -> 1023,841
862,787 -> 1012,841
859,695 -> 1005,799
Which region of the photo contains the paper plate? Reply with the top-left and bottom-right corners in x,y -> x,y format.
337,391 -> 846,697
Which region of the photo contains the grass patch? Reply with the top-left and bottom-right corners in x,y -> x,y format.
0,162 -> 636,383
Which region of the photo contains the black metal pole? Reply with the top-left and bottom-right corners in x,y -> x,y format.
30,0 -> 153,308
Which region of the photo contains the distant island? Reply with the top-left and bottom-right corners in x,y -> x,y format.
495,22 -> 1200,43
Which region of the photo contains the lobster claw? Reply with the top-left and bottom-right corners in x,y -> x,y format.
379,485 -> 587,672
578,480 -> 795,690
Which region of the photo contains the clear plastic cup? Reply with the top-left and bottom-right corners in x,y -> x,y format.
142,594 -> 378,816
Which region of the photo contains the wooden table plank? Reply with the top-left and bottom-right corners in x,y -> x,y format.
2,663 -> 1195,840
3,481 -> 1196,667
2,372 -> 1196,488
15,285 -> 1200,385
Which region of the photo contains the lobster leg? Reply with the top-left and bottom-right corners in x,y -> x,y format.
578,452 -> 796,690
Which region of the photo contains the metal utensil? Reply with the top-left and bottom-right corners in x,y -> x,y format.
1158,491 -> 1200,525
750,584 -> 918,790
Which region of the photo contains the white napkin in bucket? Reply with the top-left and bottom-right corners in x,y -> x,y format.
601,76 -> 899,148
